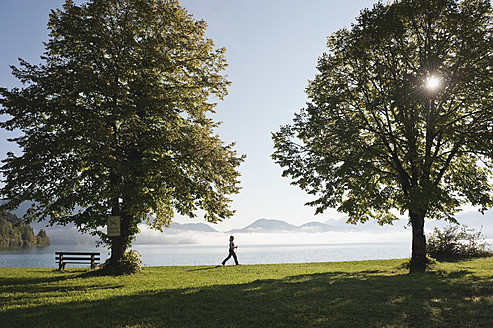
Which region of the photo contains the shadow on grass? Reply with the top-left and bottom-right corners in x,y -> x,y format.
0,269 -> 82,289
0,269 -> 123,305
2,268 -> 493,327
431,255 -> 493,263
188,265 -> 223,272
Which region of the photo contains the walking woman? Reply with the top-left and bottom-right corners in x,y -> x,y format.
222,235 -> 239,265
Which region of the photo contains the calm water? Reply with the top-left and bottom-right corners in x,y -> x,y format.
0,242 -> 411,268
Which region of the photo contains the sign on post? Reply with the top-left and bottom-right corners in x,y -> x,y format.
107,216 -> 121,237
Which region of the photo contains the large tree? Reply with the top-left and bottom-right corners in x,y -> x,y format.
0,0 -> 243,271
272,0 -> 493,272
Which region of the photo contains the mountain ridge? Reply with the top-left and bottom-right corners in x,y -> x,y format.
11,207 -> 493,245
227,218 -> 356,234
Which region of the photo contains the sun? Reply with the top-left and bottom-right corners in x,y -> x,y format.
425,76 -> 441,90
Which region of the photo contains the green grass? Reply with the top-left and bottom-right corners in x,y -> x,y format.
1,258 -> 493,327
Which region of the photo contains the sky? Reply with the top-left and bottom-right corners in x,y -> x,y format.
2,0 -> 483,234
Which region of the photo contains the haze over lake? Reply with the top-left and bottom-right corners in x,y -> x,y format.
2,210 -> 491,268
27,210 -> 493,246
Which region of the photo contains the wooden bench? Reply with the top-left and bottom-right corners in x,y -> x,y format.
55,252 -> 100,270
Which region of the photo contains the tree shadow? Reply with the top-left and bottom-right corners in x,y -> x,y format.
187,265 -> 223,272
432,255 -> 493,263
0,269 -> 81,288
2,268 -> 493,327
0,269 -> 123,306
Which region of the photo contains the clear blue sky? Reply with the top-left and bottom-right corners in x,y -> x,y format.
0,0 -> 378,231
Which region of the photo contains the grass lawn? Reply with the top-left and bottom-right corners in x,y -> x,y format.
1,257 -> 493,327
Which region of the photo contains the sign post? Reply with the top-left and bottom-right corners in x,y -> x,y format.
107,216 -> 121,237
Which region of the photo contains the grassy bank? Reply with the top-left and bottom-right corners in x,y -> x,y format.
1,258 -> 493,327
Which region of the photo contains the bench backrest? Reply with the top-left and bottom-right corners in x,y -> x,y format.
55,252 -> 100,256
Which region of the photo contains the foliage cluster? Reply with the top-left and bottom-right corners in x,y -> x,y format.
0,211 -> 49,247
273,0 -> 493,226
101,249 -> 143,275
427,224 -> 492,259
272,0 -> 493,272
2,258 -> 493,327
0,0 -> 243,270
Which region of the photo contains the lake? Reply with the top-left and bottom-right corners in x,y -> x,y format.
0,241 -> 412,268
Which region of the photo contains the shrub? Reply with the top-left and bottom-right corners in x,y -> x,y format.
101,250 -> 143,275
400,256 -> 437,271
427,225 -> 492,259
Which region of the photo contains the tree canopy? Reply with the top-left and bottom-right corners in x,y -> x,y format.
0,0 -> 243,269
272,0 -> 493,271
0,211 -> 50,247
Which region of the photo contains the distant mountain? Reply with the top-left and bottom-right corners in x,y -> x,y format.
324,211 -> 493,237
300,221 -> 351,232
32,221 -> 218,245
228,218 -> 298,233
34,225 -> 99,246
3,200 -> 33,218
168,222 -> 217,233
229,218 -> 355,234
324,217 -> 350,227
325,216 -> 400,232
442,211 -> 493,237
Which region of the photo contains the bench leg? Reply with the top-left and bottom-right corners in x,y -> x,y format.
58,255 -> 64,270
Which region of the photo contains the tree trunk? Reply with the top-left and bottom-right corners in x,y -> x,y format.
409,210 -> 427,273
110,198 -> 130,271
109,212 -> 133,271
110,234 -> 126,266
109,196 -> 125,268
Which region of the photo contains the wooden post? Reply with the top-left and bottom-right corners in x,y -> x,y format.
58,253 -> 64,270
